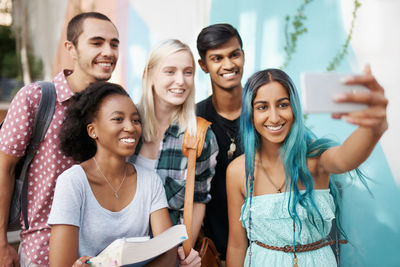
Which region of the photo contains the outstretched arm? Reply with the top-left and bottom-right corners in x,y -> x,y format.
226,156 -> 248,267
320,65 -> 388,174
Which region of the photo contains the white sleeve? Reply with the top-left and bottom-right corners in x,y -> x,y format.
149,172 -> 168,214
47,166 -> 84,227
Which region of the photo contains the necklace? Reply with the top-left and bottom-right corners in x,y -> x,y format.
93,157 -> 127,199
259,156 -> 285,193
226,132 -> 236,159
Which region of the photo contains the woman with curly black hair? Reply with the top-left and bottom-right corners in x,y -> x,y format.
47,82 -> 177,267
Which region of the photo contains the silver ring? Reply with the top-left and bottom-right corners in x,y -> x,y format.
76,259 -> 83,265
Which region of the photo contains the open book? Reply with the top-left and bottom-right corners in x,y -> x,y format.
89,224 -> 187,267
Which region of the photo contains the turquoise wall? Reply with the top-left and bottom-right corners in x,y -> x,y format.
208,0 -> 399,266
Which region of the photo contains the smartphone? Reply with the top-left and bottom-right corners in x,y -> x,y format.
300,72 -> 369,113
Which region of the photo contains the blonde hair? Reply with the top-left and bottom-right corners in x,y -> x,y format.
139,39 -> 197,142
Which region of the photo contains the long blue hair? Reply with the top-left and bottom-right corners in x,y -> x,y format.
240,68 -> 367,237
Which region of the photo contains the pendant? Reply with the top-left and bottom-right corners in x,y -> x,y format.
227,140 -> 236,159
114,193 -> 119,199
293,256 -> 298,267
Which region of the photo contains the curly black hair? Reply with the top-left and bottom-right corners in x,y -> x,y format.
60,81 -> 130,162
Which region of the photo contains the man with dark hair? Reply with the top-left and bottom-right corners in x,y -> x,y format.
67,12 -> 112,46
196,23 -> 245,261
0,12 -> 119,267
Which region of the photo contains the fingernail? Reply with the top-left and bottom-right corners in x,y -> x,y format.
333,93 -> 347,101
342,116 -> 354,123
340,76 -> 353,83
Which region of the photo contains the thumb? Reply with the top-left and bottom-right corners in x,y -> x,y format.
177,246 -> 185,260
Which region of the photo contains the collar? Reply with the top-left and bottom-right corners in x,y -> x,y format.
165,122 -> 183,138
52,69 -> 74,103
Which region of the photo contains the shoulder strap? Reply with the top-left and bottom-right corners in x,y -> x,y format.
182,116 -> 211,256
20,81 -> 57,229
32,82 -> 57,147
182,117 -> 211,158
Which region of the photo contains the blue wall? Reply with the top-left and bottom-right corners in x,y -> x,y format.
208,0 -> 399,266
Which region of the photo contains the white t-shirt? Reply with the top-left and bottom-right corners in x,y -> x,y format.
134,154 -> 157,171
48,163 -> 168,257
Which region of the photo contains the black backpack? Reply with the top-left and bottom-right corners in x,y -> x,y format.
1,81 -> 56,231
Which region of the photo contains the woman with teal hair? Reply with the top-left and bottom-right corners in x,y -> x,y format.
226,67 -> 388,266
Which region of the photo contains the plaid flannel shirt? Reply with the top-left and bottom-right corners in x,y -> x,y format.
132,122 -> 218,224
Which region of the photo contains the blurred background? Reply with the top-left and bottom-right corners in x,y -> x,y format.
1,0 -> 399,266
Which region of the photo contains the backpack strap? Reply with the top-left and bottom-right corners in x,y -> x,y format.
182,117 -> 211,256
20,81 -> 57,229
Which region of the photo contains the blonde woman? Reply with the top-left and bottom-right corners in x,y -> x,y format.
130,39 -> 219,266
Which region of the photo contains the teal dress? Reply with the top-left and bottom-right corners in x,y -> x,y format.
240,189 -> 337,267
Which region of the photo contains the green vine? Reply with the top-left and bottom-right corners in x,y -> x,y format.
326,0 -> 361,71
280,0 -> 315,69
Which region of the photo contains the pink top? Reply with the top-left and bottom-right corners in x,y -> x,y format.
0,70 -> 76,265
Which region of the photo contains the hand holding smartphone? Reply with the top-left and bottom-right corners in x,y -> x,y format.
300,72 -> 370,113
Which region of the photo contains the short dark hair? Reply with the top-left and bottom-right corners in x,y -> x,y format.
196,23 -> 243,60
60,82 -> 130,162
67,12 -> 113,46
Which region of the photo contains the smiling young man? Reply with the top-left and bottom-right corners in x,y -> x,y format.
196,23 -> 245,261
0,12 -> 119,267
